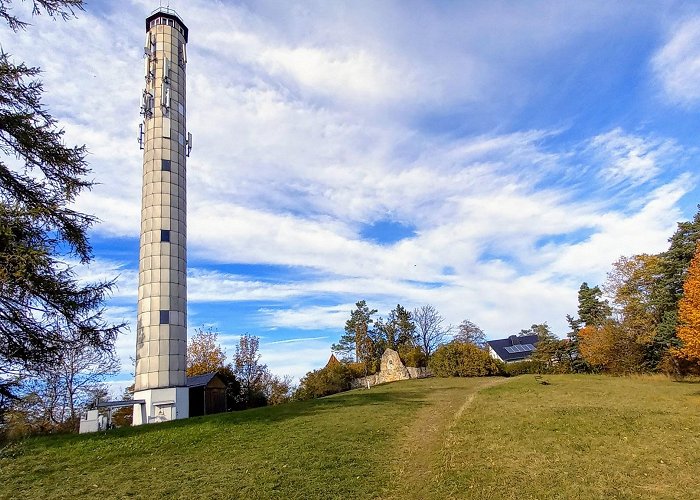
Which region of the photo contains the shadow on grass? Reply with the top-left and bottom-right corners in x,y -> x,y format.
6,385 -> 434,452
672,378 -> 700,384
208,386 -> 431,425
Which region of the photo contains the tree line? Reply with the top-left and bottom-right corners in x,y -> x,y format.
296,207 -> 700,398
331,302 -> 491,372
185,328 -> 292,410
568,207 -> 700,375
295,303 -> 497,399
107,329 -> 293,428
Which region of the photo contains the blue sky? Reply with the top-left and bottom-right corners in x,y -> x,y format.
3,0 -> 700,389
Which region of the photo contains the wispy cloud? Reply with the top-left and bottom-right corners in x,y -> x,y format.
265,336 -> 329,345
3,0 -> 699,381
590,128 -> 680,186
652,17 -> 700,107
257,305 -> 354,331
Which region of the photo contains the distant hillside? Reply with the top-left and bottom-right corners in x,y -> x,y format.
1,376 -> 699,499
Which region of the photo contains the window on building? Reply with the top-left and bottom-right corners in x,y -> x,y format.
159,310 -> 170,324
161,229 -> 170,242
162,159 -> 171,171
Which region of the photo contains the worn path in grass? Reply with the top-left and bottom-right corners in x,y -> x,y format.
386,377 -> 511,499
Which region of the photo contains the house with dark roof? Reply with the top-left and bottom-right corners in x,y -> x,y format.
486,334 -> 539,363
187,372 -> 229,417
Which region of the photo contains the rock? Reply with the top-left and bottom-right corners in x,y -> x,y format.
348,349 -> 431,389
379,348 -> 410,383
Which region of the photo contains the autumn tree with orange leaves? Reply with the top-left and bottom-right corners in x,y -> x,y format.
186,327 -> 227,377
675,243 -> 700,364
579,321 -> 644,374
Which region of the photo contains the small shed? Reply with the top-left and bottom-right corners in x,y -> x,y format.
187,372 -> 228,417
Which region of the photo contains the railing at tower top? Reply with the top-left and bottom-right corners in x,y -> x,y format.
146,6 -> 188,41
150,6 -> 182,19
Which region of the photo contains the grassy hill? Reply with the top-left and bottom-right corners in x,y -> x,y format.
1,375 -> 699,499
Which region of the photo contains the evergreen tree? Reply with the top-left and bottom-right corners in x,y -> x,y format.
375,304 -> 416,351
652,206 -> 700,357
657,207 -> 700,309
527,323 -> 564,372
0,0 -> 123,402
566,314 -> 582,334
332,300 -> 377,364
577,282 -> 611,327
517,323 -> 552,338
564,314 -> 591,373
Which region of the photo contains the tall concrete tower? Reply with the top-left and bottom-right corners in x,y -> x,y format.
133,7 -> 192,425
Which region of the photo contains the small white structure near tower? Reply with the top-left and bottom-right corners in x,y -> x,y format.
133,7 -> 192,425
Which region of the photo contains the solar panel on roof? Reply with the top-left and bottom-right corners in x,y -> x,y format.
504,343 -> 539,355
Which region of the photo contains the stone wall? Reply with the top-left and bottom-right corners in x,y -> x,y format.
406,366 -> 430,379
350,349 -> 431,389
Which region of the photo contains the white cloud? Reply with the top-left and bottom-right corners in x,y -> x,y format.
265,336 -> 329,345
260,339 -> 335,381
652,17 -> 700,106
257,304 -> 355,330
0,5 -> 146,237
188,269 -> 306,302
259,45 -> 414,103
72,259 -> 139,299
3,1 -> 699,382
590,128 -> 679,185
537,177 -> 689,278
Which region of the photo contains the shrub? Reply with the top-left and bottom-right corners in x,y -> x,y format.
429,342 -> 502,377
294,363 -> 353,400
501,360 -> 541,376
398,345 -> 427,368
347,362 -> 372,379
579,322 -> 645,374
659,353 -> 700,379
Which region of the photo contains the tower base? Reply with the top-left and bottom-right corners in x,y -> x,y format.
132,387 -> 189,426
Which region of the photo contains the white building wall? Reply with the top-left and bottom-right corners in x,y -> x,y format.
488,345 -> 505,363
133,388 -> 189,425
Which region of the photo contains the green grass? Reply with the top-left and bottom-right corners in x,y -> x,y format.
429,375 -> 700,500
1,375 -> 699,499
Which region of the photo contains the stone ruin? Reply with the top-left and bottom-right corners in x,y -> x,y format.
350,348 -> 430,389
